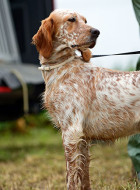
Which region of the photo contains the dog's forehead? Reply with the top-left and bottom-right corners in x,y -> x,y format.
51,9 -> 83,20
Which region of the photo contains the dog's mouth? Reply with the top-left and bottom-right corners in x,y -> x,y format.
89,41 -> 96,48
71,40 -> 96,49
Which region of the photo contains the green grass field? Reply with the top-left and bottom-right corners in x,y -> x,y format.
0,113 -> 140,190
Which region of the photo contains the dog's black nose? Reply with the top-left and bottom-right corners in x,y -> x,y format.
90,28 -> 100,38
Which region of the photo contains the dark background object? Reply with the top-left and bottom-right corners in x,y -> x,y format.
0,0 -> 54,121
9,0 -> 54,64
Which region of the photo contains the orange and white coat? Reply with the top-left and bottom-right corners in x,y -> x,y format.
33,9 -> 140,190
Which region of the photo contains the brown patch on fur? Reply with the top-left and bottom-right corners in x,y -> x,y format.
80,49 -> 92,62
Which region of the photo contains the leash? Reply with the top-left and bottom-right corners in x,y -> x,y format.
92,51 -> 140,58
38,51 -> 140,71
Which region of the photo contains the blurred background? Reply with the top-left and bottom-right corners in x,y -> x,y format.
0,0 -> 54,120
0,0 -> 140,189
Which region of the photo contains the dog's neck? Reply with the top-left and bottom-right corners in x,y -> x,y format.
39,42 -> 76,66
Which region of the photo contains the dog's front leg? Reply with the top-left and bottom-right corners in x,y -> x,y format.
62,128 -> 91,190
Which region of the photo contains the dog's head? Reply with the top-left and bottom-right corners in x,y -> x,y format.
32,9 -> 100,59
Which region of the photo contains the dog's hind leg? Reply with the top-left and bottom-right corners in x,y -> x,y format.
62,127 -> 91,190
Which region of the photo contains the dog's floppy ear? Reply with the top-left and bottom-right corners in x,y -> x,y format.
32,18 -> 54,58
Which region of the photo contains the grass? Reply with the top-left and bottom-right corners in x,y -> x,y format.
0,113 -> 140,190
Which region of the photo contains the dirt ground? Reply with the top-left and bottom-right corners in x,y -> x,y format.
0,126 -> 139,190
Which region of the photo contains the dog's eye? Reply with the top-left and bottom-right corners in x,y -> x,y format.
68,17 -> 76,22
85,19 -> 87,24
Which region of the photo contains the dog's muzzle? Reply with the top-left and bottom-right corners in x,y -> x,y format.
71,28 -> 100,49
88,28 -> 100,48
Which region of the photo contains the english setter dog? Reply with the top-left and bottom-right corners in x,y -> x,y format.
33,9 -> 140,190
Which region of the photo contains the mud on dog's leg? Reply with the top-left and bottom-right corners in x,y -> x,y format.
62,127 -> 91,190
